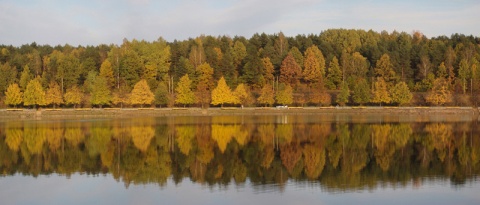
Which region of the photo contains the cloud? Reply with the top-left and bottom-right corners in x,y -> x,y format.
0,0 -> 478,46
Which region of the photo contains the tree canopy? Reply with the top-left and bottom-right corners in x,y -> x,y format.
130,79 -> 155,107
211,77 -> 235,107
0,30 -> 479,108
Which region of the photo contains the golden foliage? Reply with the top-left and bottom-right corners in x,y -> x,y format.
175,125 -> 195,155
303,144 -> 326,179
211,77 -> 235,106
131,126 -> 155,152
130,79 -> 154,106
211,124 -> 235,153
6,128 -> 23,151
4,83 -> 23,107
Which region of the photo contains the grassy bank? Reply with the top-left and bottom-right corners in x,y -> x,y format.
0,106 -> 478,121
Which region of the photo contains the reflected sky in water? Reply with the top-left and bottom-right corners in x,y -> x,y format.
0,115 -> 479,204
1,174 -> 479,205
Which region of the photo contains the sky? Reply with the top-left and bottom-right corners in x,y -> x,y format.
0,0 -> 479,46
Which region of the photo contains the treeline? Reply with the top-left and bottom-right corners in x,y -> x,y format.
0,117 -> 479,189
1,29 -> 480,108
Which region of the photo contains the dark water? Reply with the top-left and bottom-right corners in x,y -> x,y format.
0,115 -> 479,205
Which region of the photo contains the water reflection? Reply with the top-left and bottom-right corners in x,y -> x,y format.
0,115 -> 479,192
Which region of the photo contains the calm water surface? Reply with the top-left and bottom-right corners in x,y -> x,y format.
0,115 -> 479,205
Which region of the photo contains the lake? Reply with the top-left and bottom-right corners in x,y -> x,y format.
0,114 -> 479,205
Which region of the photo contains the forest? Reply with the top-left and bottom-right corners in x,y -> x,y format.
0,117 -> 478,190
1,29 -> 479,108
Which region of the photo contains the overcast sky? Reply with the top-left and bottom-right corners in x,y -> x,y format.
1,0 -> 479,46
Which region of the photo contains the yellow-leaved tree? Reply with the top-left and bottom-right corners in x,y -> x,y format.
45,81 -> 63,108
233,83 -> 249,108
372,78 -> 391,106
90,76 -> 111,108
130,79 -> 154,107
303,45 -> 325,84
390,81 -> 412,106
276,83 -> 293,105
24,77 -> 46,108
5,83 -> 23,108
64,85 -> 83,108
175,74 -> 195,107
257,84 -> 275,107
211,77 -> 235,107
99,59 -> 115,88
426,78 -> 452,105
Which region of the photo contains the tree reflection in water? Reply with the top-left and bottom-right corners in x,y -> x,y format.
0,115 -> 479,192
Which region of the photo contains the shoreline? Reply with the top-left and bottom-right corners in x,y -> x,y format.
0,106 -> 478,121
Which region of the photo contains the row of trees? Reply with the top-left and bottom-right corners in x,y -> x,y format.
0,117 -> 478,188
1,29 -> 479,108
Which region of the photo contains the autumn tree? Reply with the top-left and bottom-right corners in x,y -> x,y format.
276,83 -> 293,105
375,54 -> 398,86
326,57 -> 342,89
45,81 -> 64,108
303,144 -> 326,179
352,78 -> 370,105
390,81 -> 412,106
64,85 -> 83,108
99,59 -> 115,88
342,52 -> 369,84
437,62 -> 448,79
294,83 -> 309,106
111,86 -> 130,108
175,74 -> 195,107
130,79 -> 154,107
4,83 -> 23,108
303,45 -> 325,84
195,82 -> 211,109
196,63 -> 215,90
19,65 -> 32,91
233,83 -> 249,107
336,82 -> 350,106
257,84 -> 275,106
24,78 -> 46,108
261,57 -> 275,85
90,76 -> 111,108
211,77 -> 235,107
137,38 -> 171,88
309,82 -> 331,106
372,78 -> 391,106
280,53 -> 302,86
426,78 -> 452,106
